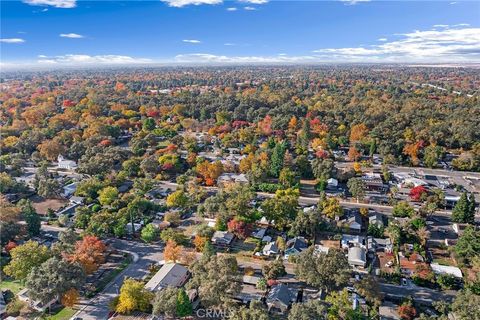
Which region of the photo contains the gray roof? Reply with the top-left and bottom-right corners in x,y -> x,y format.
212,231 -> 234,244
144,263 -> 188,291
286,237 -> 308,251
267,283 -> 294,306
263,242 -> 278,253
348,247 -> 367,266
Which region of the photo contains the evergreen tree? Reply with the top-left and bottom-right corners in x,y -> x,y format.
452,193 -> 471,223
468,193 -> 477,223
270,141 -> 286,177
18,199 -> 41,237
176,289 -> 193,317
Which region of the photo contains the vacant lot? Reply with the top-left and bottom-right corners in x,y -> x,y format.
30,195 -> 67,215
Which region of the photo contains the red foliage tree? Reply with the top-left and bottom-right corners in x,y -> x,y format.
409,186 -> 427,202
69,235 -> 106,274
397,303 -> 417,320
227,218 -> 252,239
5,241 -> 17,253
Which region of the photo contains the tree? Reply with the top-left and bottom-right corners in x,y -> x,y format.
320,197 -> 344,220
451,289 -> 480,320
288,299 -> 326,320
116,278 -> 154,314
326,288 -> 363,320
4,241 -> 51,280
98,186 -> 119,206
261,188 -> 299,229
423,145 -> 444,168
295,247 -> 350,293
397,301 -> 417,320
38,139 -> 64,161
26,257 -> 85,306
61,288 -> 80,307
141,223 -> 159,243
160,228 -> 188,245
279,167 -> 297,188
196,160 -> 224,185
454,225 -> 480,265
354,275 -> 383,307
347,178 -> 365,202
176,289 -> 192,317
262,259 -> 286,280
452,192 -> 475,224
312,158 -> 334,181
270,141 -> 287,177
230,301 -> 269,320
152,287 -> 179,318
393,201 -> 415,218
350,123 -> 368,143
409,186 -> 427,202
69,235 -> 106,274
164,240 -> 183,262
142,117 -> 156,131
18,199 -> 41,237
227,218 -> 252,239
187,254 -> 241,308
166,190 -> 189,208
0,196 -> 22,245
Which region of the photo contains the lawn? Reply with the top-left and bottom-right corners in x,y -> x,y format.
0,279 -> 24,294
45,307 -> 76,320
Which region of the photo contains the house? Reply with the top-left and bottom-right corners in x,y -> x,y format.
144,263 -> 189,291
263,242 -> 279,256
57,155 -> 77,170
361,172 -> 386,191
348,246 -> 367,268
211,231 -> 234,246
327,178 -> 339,189
266,283 -> 297,313
252,227 -> 267,239
314,245 -> 330,255
236,284 -> 264,304
348,213 -> 363,232
217,173 -> 248,185
126,222 -> 143,234
369,213 -> 385,228
284,237 -> 308,259
118,181 -> 134,193
18,288 -> 56,312
368,237 -> 393,253
430,263 -> 463,278
341,235 -> 365,249
242,275 -> 262,286
69,196 -> 85,205
399,252 -> 425,276
62,182 -> 78,197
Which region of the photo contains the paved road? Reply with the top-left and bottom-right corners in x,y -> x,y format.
72,239 -> 164,320
379,282 -> 456,306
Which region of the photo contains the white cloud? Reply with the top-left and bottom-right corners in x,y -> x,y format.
378,38 -> 387,42
183,39 -> 201,44
433,24 -> 449,28
239,0 -> 268,4
0,38 -> 25,43
174,53 -> 317,64
60,33 -> 84,38
243,6 -> 257,10
161,0 -> 222,7
226,7 -> 237,11
450,2 -> 457,4
224,43 -> 236,46
37,54 -> 152,65
313,26 -> 480,62
23,0 -> 76,8
340,0 -> 371,5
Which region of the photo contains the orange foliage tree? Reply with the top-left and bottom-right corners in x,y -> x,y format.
69,235 -> 106,274
193,235 -> 207,252
61,288 -> 80,307
196,160 -> 224,186
349,123 -> 369,143
164,240 -> 183,262
348,146 -> 361,161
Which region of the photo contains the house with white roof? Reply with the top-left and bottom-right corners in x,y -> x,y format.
430,263 -> 463,278
144,263 -> 190,291
57,155 -> 77,170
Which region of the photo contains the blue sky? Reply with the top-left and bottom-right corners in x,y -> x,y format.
1,0 -> 479,67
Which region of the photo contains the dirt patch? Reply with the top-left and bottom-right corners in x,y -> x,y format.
30,195 -> 67,215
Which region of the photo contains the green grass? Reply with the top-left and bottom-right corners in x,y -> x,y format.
0,279 -> 24,294
45,307 -> 76,320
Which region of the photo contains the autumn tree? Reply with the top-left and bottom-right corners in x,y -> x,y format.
38,139 -> 65,161
227,218 -> 253,239
164,240 -> 183,262
397,301 -> 417,320
410,186 -> 427,202
69,235 -> 106,274
196,160 -> 224,186
116,278 -> 154,314
61,288 -> 80,307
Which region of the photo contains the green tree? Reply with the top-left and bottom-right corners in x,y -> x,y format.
152,287 -> 178,318
326,288 -> 363,320
160,228 -> 188,245
270,141 -> 286,177
141,223 -> 159,243
279,167 -> 297,188
261,188 -> 299,229
452,192 -> 474,224
347,178 -> 365,202
295,247 -> 350,293
25,257 -> 85,306
142,117 -> 156,131
451,289 -> 480,320
4,241 -> 51,280
176,289 -> 193,317
230,300 -> 269,320
393,201 -> 415,218
166,190 -> 189,208
423,145 -> 444,168
312,158 -> 334,181
454,225 -> 480,265
18,199 -> 41,237
262,259 -> 286,280
289,300 -> 326,320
